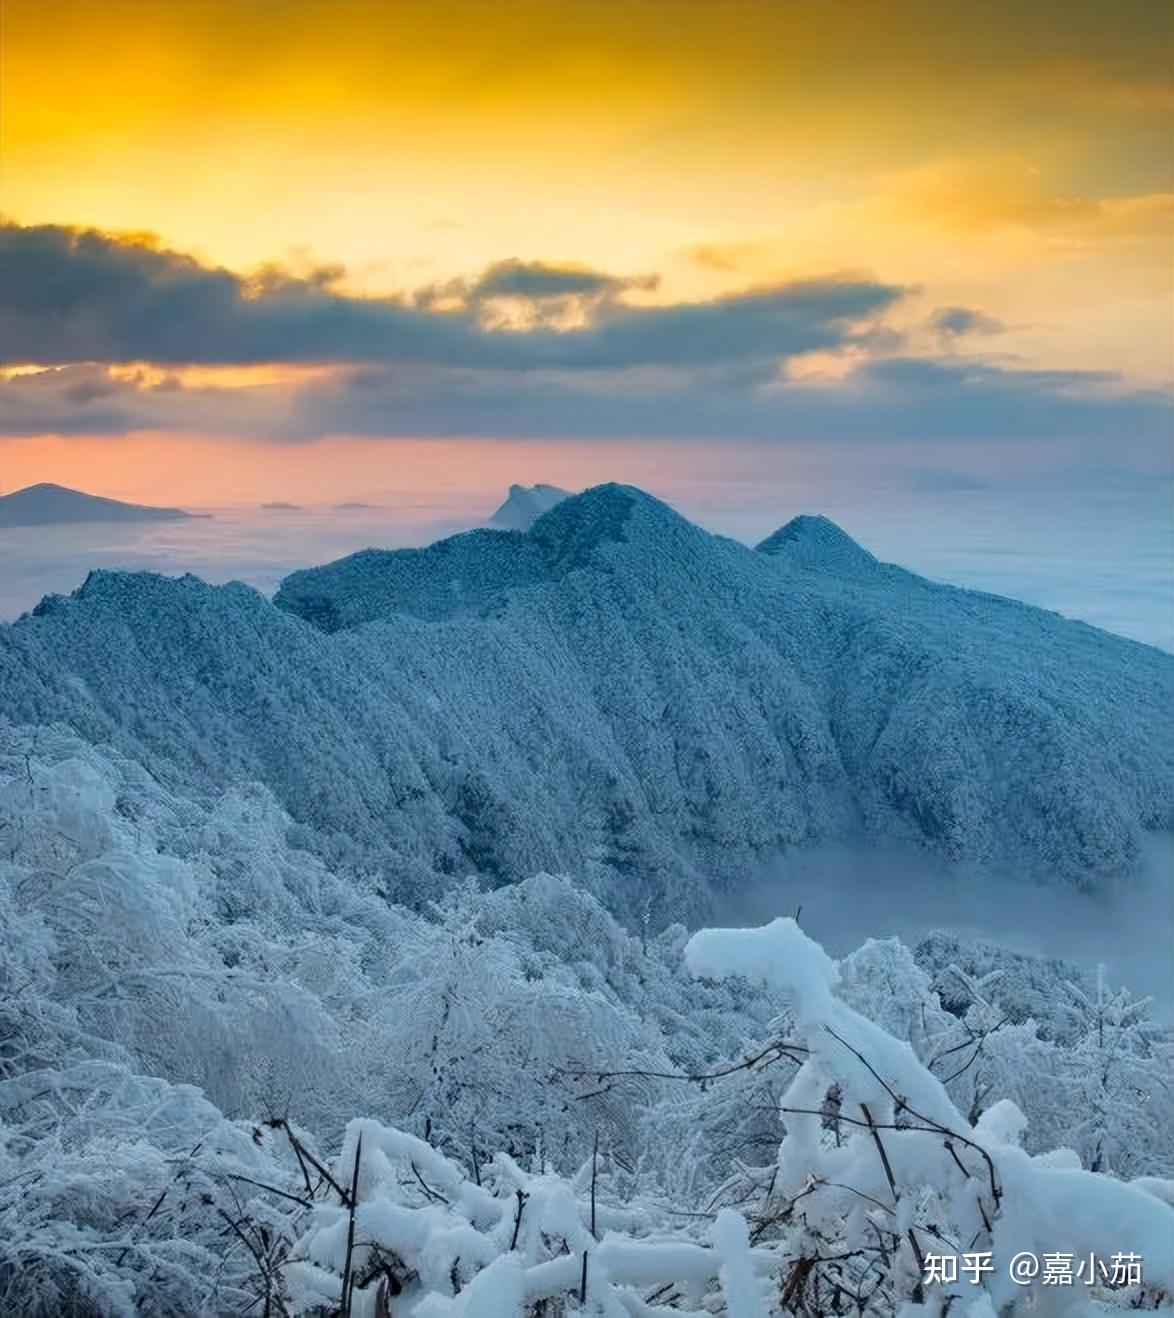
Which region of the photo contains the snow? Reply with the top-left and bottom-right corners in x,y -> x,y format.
265,917 -> 1174,1312
685,917 -> 840,1019
0,483 -> 1171,1313
2,736 -> 1170,1310
438,1254 -> 526,1315
712,1209 -> 765,1318
682,917 -> 1174,1313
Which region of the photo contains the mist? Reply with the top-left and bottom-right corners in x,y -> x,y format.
0,502 -> 473,620
725,834 -> 1174,1017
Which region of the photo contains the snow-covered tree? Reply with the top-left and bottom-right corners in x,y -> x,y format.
1059,968 -> 1174,1177
2,721 -> 1171,1313
273,918 -> 1173,1315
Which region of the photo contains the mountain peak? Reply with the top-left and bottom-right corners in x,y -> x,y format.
489,482 -> 573,531
756,514 -> 877,575
528,483 -> 695,567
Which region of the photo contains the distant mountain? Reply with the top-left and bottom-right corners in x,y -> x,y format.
0,482 -> 192,528
2,484 -> 1170,920
489,482 -> 572,530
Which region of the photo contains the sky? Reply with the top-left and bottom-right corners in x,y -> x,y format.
1,0 -> 1172,639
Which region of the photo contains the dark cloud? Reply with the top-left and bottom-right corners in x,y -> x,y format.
858,356 -> 1118,400
2,222 -> 1167,457
282,355 -> 1172,447
0,363 -> 278,437
467,258 -> 655,302
929,306 -> 1007,338
6,353 -> 1166,462
0,222 -> 897,370
0,365 -> 154,435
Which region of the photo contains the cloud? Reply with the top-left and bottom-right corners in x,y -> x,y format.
928,305 -> 1007,338
5,353 -> 1168,462
2,222 -> 1167,459
682,242 -> 772,273
0,363 -> 284,438
467,259 -> 655,303
0,365 -> 158,435
881,158 -> 1174,238
0,222 -> 899,370
282,355 -> 1172,448
416,258 -> 662,330
903,469 -> 989,493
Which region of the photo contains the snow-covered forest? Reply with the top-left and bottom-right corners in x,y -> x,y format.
1,487 -> 1172,1314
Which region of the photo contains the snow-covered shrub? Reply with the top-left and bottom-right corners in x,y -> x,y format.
2,721 -> 1172,1313
276,919 -> 1172,1315
1058,970 -> 1174,1177
685,918 -> 1174,1314
0,727 -> 690,1160
0,1061 -> 291,1316
282,1117 -> 783,1316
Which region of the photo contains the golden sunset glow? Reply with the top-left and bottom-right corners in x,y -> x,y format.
1,0 -> 1171,506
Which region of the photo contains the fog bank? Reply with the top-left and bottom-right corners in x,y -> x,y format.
725,834 -> 1174,1017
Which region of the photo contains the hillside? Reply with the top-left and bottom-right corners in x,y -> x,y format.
2,484 -> 1169,919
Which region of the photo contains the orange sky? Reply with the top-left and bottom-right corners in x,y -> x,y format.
1,0 -> 1171,504
0,433 -> 703,507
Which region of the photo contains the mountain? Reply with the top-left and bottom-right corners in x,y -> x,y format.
0,482 -> 193,527
756,513 -> 882,577
2,484 -> 1170,920
488,482 -> 572,530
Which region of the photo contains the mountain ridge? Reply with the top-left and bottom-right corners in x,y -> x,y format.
3,484 -> 1170,918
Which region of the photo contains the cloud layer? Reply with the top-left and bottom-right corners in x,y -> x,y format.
1,221 -> 1169,455
0,223 -> 898,370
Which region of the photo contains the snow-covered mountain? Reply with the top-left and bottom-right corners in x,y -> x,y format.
488,481 -> 573,530
0,481 -> 193,527
2,484 -> 1169,917
2,483 -> 1172,1313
